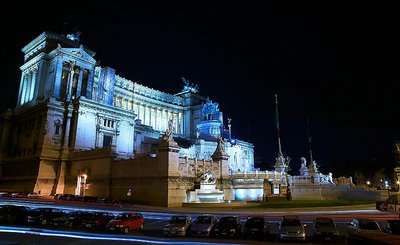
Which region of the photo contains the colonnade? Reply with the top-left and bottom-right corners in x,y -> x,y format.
114,96 -> 183,134
18,67 -> 38,105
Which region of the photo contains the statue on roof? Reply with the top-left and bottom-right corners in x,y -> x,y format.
66,31 -> 81,42
162,119 -> 175,141
181,77 -> 199,93
201,97 -> 222,122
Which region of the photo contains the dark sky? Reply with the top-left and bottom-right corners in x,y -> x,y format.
1,1 -> 400,176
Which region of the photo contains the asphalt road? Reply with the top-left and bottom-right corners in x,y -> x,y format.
0,197 -> 398,244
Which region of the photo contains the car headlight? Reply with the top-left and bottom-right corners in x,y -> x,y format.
230,229 -> 236,233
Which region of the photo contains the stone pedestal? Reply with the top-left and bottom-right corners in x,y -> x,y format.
188,182 -> 225,203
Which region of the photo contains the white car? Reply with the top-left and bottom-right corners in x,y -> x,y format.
278,215 -> 306,241
27,192 -> 42,198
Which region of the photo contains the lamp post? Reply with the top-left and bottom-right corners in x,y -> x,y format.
366,181 -> 371,191
396,181 -> 400,192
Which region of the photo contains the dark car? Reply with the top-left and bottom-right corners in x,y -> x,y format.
347,218 -> 381,235
58,194 -> 76,201
50,211 -> 91,228
0,205 -> 31,224
213,216 -> 242,238
27,208 -> 65,226
384,220 -> 400,235
243,216 -> 270,239
82,212 -> 115,230
312,217 -> 340,242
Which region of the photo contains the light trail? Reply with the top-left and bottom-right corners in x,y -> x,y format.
0,226 -> 242,245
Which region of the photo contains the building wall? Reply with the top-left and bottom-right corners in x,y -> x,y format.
0,31 -> 255,207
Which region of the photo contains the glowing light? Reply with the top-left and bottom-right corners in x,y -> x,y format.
0,226 -> 230,244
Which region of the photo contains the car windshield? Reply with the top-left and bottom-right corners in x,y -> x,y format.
359,220 -> 380,230
170,216 -> 187,224
281,219 -> 302,226
115,213 -> 130,221
196,216 -> 212,224
247,217 -> 264,225
316,219 -> 335,227
219,217 -> 237,224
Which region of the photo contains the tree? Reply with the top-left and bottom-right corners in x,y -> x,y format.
354,170 -> 366,186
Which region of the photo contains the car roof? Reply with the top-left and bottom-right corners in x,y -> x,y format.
282,215 -> 299,219
315,217 -> 334,221
247,216 -> 266,219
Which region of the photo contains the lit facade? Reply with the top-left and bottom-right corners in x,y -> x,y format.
0,31 -> 254,202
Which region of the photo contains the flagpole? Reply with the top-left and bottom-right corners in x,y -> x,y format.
275,94 -> 283,157
307,116 -> 314,163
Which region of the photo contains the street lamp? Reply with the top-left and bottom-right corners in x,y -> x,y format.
396,181 -> 400,192
366,181 -> 371,191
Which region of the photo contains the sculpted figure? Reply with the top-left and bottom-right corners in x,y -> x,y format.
300,157 -> 306,168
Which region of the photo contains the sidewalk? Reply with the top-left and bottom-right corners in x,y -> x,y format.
2,195 -> 377,214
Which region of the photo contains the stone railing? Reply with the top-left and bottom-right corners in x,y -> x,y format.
288,176 -> 313,185
178,157 -> 218,178
231,170 -> 287,180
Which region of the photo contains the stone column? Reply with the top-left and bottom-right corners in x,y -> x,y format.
17,72 -> 25,105
149,106 -> 152,127
137,104 -> 141,123
23,73 -> 31,104
166,110 -> 169,130
53,58 -> 63,98
85,69 -> 94,99
155,109 -> 160,130
76,69 -> 83,98
67,64 -> 75,101
178,113 -> 182,134
29,68 -> 37,101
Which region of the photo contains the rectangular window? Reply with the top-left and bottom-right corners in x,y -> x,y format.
103,135 -> 112,147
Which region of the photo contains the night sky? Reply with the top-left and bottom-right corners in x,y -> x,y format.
1,1 -> 400,177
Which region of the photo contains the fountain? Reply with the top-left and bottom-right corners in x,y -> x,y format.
187,171 -> 224,203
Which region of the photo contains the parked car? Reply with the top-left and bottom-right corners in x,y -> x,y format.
50,211 -> 91,228
106,212 -> 144,234
58,194 -> 76,201
0,191 -> 10,197
27,192 -> 42,199
82,212 -> 115,230
0,205 -> 31,224
213,216 -> 242,238
312,217 -> 340,242
243,216 -> 270,239
278,215 -> 306,241
347,218 -> 381,235
190,214 -> 217,237
164,214 -> 192,237
27,208 -> 64,226
10,192 -> 28,198
384,220 -> 400,235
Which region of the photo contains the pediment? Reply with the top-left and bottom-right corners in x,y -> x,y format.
60,46 -> 96,64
